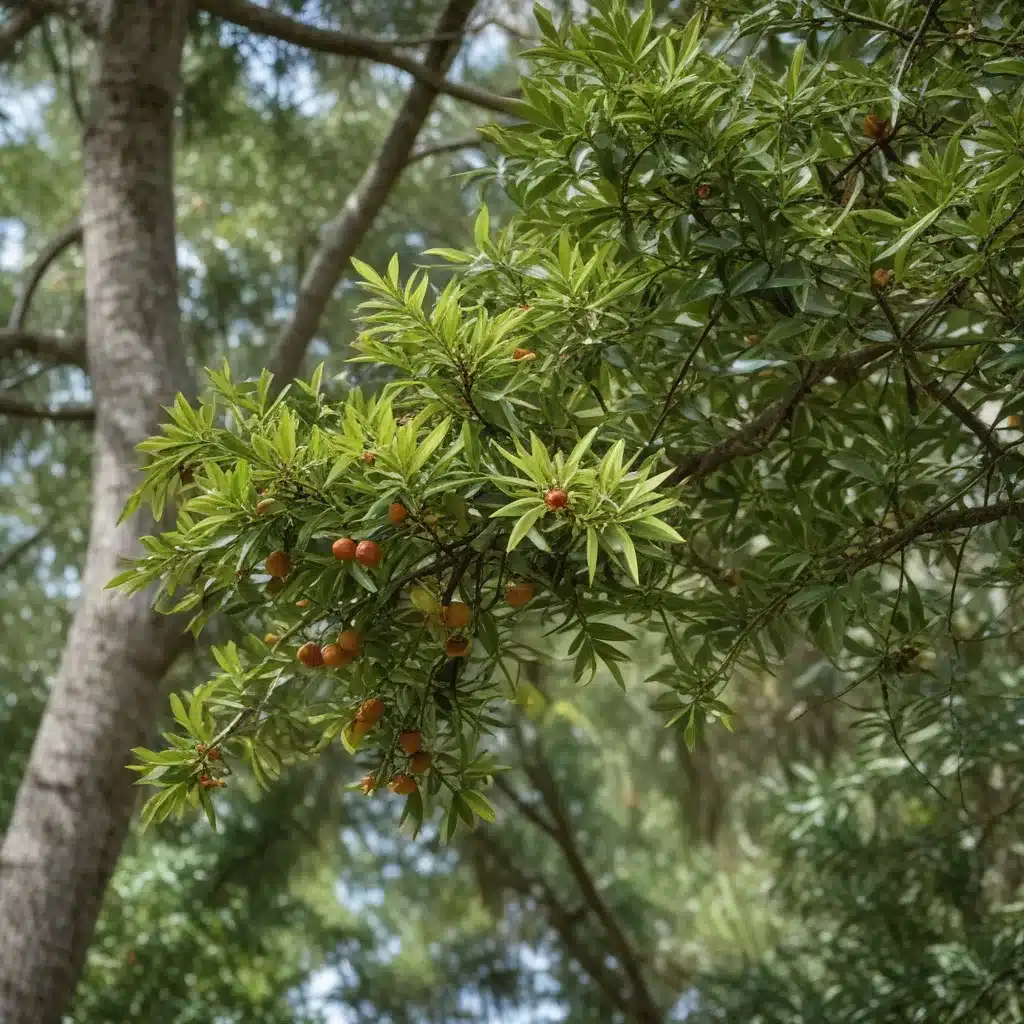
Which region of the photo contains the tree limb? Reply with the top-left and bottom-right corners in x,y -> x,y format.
406,132 -> 490,166
669,343 -> 894,485
0,394 -> 94,421
197,0 -> 522,117
0,519 -> 53,573
467,830 -> 638,1020
8,218 -> 83,330
266,0 -> 482,391
836,499 -> 1024,579
518,746 -> 664,1024
0,328 -> 87,368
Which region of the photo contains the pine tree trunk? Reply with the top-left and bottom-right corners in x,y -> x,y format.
0,3 -> 193,1021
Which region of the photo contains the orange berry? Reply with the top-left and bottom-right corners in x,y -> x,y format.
199,774 -> 221,790
872,268 -> 891,289
356,540 -> 382,568
696,183 -> 711,200
744,333 -> 760,347
513,347 -> 536,362
362,451 -> 376,465
1007,415 -> 1022,429
297,642 -> 324,668
264,632 -> 280,645
332,537 -> 357,561
322,643 -> 353,668
519,304 -> 531,310
544,488 -> 568,510
352,719 -> 372,739
337,629 -> 361,655
356,698 -> 384,727
389,774 -> 417,796
439,602 -> 471,629
505,582 -> 535,608
445,635 -> 470,658
255,498 -> 274,516
399,730 -> 422,755
409,751 -> 433,775
265,550 -> 290,578
388,502 -> 408,524
360,773 -> 376,795
296,598 -> 310,608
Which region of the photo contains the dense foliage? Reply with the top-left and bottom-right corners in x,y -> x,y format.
4,0 -> 1024,1020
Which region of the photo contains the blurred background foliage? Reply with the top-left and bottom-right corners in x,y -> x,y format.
3,0 -> 1023,1021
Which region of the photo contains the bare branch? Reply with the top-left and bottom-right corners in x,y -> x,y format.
0,328 -> 87,369
522,748 -> 664,1024
837,499 -> 1024,579
467,830 -> 637,1020
0,519 -> 53,574
266,0 -> 482,391
8,218 -> 83,330
406,132 -> 490,166
0,4 -> 47,59
0,394 -> 94,421
197,0 -> 522,117
669,343 -> 894,485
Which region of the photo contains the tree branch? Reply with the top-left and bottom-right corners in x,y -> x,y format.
197,0 -> 522,117
0,328 -> 87,369
8,218 -> 83,330
836,499 -> 1024,579
468,830 -> 638,1020
668,343 -> 894,485
0,394 -> 94,421
519,747 -> 664,1024
0,519 -> 53,573
0,4 -> 47,60
406,132 -> 490,166
266,0 -> 482,392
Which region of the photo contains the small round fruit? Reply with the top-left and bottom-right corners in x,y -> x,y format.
322,643 -> 354,668
544,488 -> 569,510
696,183 -> 711,200
863,113 -> 887,139
744,333 -> 760,348
399,730 -> 422,755
1008,415 -> 1023,429
265,550 -> 290,578
513,347 -> 536,362
352,719 -> 372,739
445,635 -> 470,658
409,751 -> 433,775
207,747 -> 221,761
337,629 -> 360,655
389,774 -> 417,796
356,697 -> 384,726
296,598 -> 310,608
255,498 -> 274,516
505,582 -> 535,608
362,451 -> 376,465
872,268 -> 891,290
356,540 -> 382,568
332,537 -> 357,561
440,601 -> 471,629
388,502 -> 408,525
360,773 -> 376,795
264,633 -> 281,645
297,642 -> 324,668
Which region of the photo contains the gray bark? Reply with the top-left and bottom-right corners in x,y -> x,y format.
0,3 -> 193,1022
267,0 -> 480,390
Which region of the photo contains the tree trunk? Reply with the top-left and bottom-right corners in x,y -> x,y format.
0,3 -> 193,1021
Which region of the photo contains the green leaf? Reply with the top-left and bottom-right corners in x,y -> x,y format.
507,505 -> 549,552
587,526 -> 599,584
